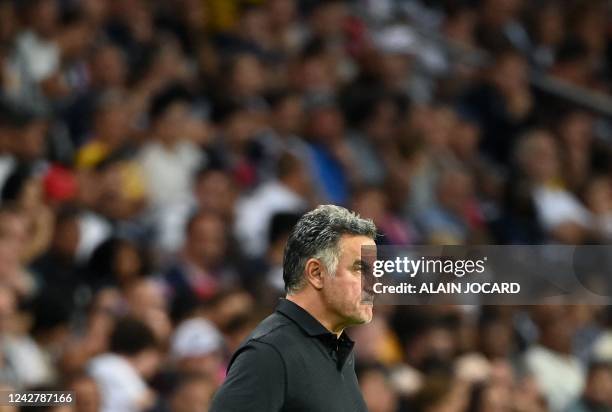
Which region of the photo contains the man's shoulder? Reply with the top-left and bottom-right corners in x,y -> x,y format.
235,310 -> 308,357
226,311 -> 302,372
247,311 -> 298,344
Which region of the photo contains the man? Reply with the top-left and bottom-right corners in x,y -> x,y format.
169,317 -> 225,385
210,204 -> 377,411
87,317 -> 161,412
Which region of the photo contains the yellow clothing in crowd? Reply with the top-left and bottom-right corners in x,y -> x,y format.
75,140 -> 146,201
205,0 -> 264,32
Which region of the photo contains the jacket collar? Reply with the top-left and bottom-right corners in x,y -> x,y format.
275,298 -> 355,346
276,298 -> 332,337
276,298 -> 355,369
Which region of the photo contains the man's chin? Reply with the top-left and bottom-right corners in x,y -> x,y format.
343,303 -> 374,326
357,304 -> 373,324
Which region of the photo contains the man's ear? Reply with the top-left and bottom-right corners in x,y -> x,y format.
304,258 -> 325,290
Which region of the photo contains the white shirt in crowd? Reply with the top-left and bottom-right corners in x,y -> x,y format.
0,335 -> 54,388
533,186 -> 591,231
139,141 -> 203,209
87,353 -> 151,412
234,181 -> 306,258
524,345 -> 585,412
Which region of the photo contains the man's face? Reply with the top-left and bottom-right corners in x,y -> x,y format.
178,352 -> 223,378
187,214 -> 227,267
19,120 -> 47,161
135,348 -> 162,379
157,102 -> 190,142
321,235 -> 376,327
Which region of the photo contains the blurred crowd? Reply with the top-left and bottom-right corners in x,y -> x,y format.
0,0 -> 611,411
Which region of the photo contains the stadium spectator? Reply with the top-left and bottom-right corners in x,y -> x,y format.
87,317 -> 161,412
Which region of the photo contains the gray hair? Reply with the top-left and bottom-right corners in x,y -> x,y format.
283,204 -> 377,294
